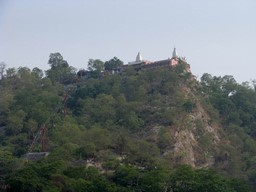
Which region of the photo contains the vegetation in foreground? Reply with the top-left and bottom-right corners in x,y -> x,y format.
0,53 -> 256,191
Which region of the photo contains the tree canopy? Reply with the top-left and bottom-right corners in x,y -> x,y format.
0,55 -> 255,191
104,57 -> 124,71
46,52 -> 76,84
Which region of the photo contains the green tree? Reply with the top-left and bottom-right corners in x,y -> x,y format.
46,52 -> 76,84
104,57 -> 123,71
6,110 -> 26,135
87,59 -> 104,72
32,67 -> 44,79
6,68 -> 16,78
75,143 -> 96,159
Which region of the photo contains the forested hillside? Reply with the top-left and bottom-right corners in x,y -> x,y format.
0,53 -> 256,191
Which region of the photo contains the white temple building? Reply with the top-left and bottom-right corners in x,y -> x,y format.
128,48 -> 181,66
128,52 -> 144,65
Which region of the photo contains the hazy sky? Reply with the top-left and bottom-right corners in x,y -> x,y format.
0,0 -> 256,82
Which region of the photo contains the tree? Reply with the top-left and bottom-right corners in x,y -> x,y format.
17,67 -> 31,79
6,68 -> 16,78
104,57 -> 123,71
46,52 -> 76,84
32,67 -> 44,79
167,165 -> 244,192
6,109 -> 26,135
87,59 -> 104,72
0,62 -> 6,79
48,52 -> 68,69
0,150 -> 19,182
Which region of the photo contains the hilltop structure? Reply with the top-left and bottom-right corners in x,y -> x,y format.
127,48 -> 184,67
120,47 -> 189,72
172,47 -> 178,58
128,52 -> 150,65
77,48 -> 190,78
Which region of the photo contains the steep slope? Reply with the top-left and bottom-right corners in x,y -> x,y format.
168,83 -> 221,167
0,63 -> 255,191
66,64 -> 224,169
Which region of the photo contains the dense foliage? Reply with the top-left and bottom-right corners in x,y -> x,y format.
0,54 -> 255,191
200,74 -> 256,186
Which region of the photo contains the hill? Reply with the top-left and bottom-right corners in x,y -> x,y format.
0,54 -> 256,191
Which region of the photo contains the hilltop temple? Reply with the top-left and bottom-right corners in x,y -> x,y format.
120,47 -> 188,71
126,48 -> 181,66
77,48 -> 190,78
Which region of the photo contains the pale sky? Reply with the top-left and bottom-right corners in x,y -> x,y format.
0,0 -> 256,82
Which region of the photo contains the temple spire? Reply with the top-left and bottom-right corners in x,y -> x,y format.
172,47 -> 178,58
136,52 -> 143,62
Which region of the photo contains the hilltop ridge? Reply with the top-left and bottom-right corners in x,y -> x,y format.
0,53 -> 256,191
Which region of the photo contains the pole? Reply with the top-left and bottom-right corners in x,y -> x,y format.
41,125 -> 46,152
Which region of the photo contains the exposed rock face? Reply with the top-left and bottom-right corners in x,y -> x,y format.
173,130 -> 197,166
164,81 -> 221,168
